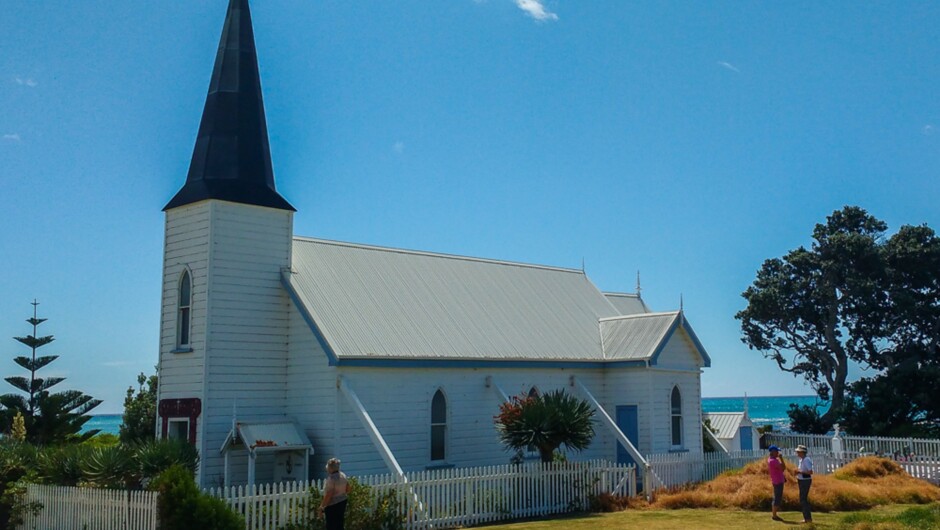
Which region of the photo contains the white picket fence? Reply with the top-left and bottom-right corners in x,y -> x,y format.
646,450 -> 768,489
206,459 -> 636,529
767,432 -> 940,458
17,484 -> 158,530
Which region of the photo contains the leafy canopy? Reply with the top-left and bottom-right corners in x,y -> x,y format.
737,207 -> 940,435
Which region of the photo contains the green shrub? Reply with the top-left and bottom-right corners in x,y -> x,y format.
83,445 -> 136,488
135,439 -> 199,482
36,444 -> 85,486
0,441 -> 38,528
282,477 -> 406,530
151,464 -> 244,530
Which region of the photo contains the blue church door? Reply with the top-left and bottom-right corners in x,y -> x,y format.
739,426 -> 753,451
616,405 -> 640,465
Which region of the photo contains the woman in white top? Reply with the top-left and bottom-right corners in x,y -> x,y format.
793,445 -> 814,523
319,458 -> 350,530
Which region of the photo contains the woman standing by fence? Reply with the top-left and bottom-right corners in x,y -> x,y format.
319,458 -> 350,530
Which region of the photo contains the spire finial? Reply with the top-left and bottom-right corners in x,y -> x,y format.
635,270 -> 642,297
744,393 -> 749,418
581,257 -> 585,273
679,293 -> 684,311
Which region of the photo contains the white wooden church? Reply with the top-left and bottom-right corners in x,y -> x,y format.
156,0 -> 712,489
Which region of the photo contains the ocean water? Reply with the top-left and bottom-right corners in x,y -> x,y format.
702,395 -> 822,431
81,395 -> 821,437
82,414 -> 123,436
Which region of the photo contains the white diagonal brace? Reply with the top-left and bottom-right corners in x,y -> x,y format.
338,375 -> 405,479
572,376 -> 662,495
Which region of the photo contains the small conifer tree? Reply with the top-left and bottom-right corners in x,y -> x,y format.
0,301 -> 101,444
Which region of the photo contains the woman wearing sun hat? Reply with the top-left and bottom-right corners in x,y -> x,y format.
793,445 -> 814,523
767,445 -> 786,521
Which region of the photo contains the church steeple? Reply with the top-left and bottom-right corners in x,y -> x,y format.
164,0 -> 294,211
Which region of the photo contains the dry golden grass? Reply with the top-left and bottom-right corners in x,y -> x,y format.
652,457 -> 940,512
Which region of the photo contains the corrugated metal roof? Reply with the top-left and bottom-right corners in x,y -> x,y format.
288,237 -> 621,360
703,412 -> 747,439
599,312 -> 679,361
221,421 -> 312,453
603,292 -> 651,315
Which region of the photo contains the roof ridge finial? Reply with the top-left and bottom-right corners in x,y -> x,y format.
581,257 -> 585,274
744,392 -> 749,419
635,270 -> 642,298
679,293 -> 684,312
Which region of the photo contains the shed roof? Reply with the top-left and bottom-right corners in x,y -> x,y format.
703,412 -> 751,439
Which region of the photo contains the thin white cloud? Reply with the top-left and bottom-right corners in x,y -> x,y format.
14,76 -> 38,87
2,133 -> 21,142
102,360 -> 132,367
923,124 -> 935,136
515,0 -> 558,21
718,61 -> 740,73
393,141 -> 405,154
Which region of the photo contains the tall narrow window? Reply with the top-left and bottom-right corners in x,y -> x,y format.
671,386 -> 683,447
431,389 -> 447,461
178,271 -> 192,348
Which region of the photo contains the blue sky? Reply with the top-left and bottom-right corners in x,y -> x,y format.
2,1 -> 938,413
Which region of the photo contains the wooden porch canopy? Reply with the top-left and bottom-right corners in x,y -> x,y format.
219,421 -> 313,488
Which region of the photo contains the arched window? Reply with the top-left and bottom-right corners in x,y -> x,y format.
177,271 -> 192,348
431,389 -> 446,461
527,386 -> 540,399
670,386 -> 683,447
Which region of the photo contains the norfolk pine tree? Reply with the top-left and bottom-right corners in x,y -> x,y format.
0,301 -> 101,444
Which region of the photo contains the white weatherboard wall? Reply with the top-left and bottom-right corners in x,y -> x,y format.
330,367 -> 613,477
161,200 -> 294,487
646,329 -> 704,455
284,302 -> 338,478
157,202 -> 211,452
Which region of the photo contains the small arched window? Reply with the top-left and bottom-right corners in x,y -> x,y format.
528,386 -> 540,399
431,389 -> 447,461
670,386 -> 683,447
177,271 -> 192,348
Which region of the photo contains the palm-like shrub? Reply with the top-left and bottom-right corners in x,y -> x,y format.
494,389 -> 596,463
136,439 -> 199,482
83,445 -> 136,488
36,444 -> 84,486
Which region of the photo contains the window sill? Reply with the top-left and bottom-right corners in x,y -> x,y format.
426,462 -> 454,471
171,347 -> 193,354
668,448 -> 689,453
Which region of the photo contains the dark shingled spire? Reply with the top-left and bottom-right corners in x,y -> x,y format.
164,0 -> 294,211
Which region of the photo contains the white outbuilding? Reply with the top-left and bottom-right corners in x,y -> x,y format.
702,412 -> 760,453
155,0 -> 713,488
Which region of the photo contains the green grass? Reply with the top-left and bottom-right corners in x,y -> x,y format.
470,504 -> 940,529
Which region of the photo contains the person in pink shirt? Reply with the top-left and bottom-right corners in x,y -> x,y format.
767,445 -> 786,521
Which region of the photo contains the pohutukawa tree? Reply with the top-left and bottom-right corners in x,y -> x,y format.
494,389 -> 596,463
0,301 -> 101,444
737,206 -> 940,435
